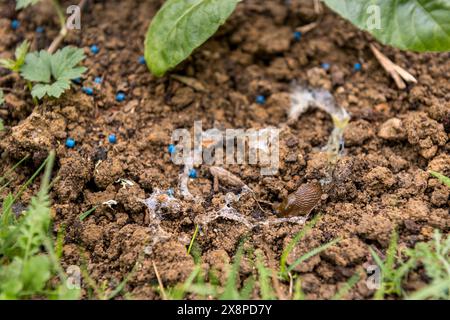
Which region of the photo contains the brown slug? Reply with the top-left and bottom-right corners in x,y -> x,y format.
276,182 -> 323,217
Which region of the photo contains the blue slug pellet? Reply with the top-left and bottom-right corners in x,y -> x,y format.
354,63 -> 362,71
116,92 -> 126,102
256,95 -> 266,105
94,77 -> 102,84
321,63 -> 330,70
66,138 -> 76,148
36,26 -> 44,33
138,56 -> 146,65
168,144 -> 176,154
108,134 -> 117,144
188,169 -> 197,179
293,31 -> 302,41
11,20 -> 20,30
82,87 -> 93,95
90,45 -> 99,54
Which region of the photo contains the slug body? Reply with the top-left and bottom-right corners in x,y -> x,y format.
277,182 -> 322,217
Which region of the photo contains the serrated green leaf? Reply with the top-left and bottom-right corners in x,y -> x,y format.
21,50 -> 52,83
16,0 -> 41,10
21,46 -> 86,99
51,46 -> 86,79
323,0 -> 450,52
145,0 -> 241,76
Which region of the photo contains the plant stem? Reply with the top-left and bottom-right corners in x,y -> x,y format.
52,0 -> 66,31
47,0 -> 89,54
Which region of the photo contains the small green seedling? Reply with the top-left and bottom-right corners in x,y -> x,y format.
20,46 -> 87,99
145,0 -> 450,76
79,206 -> 97,222
0,40 -> 30,72
429,171 -> 450,188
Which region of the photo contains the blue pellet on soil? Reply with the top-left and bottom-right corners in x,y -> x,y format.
11,20 -> 20,30
116,92 -> 126,102
65,138 -> 76,148
90,45 -> 100,54
188,169 -> 197,179
82,87 -> 94,95
256,95 -> 266,105
108,134 -> 117,144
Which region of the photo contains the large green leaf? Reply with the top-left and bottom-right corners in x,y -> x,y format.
323,0 -> 450,52
145,0 -> 241,77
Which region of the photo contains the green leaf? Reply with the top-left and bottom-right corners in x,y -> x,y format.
50,46 -> 86,80
323,0 -> 450,52
429,170 -> 450,188
145,0 -> 241,76
0,89 -> 4,105
21,47 -> 86,99
16,0 -> 41,10
0,40 -> 30,72
21,255 -> 52,292
21,50 -> 52,83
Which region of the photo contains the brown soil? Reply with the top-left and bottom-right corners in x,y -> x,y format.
0,0 -> 449,300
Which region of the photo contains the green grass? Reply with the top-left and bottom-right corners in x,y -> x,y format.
1,155 -> 448,300
0,151 -> 80,299
370,228 -> 450,300
429,171 -> 450,188
79,206 -> 97,221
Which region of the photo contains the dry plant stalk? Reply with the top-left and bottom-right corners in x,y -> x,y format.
370,44 -> 417,90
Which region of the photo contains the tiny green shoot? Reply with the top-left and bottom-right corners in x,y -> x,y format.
0,40 -> 30,72
429,170 -> 450,188
79,206 -> 97,222
187,224 -> 199,256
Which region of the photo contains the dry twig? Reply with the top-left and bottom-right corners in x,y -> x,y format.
370,44 -> 417,90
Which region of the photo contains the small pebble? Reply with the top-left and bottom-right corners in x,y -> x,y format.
188,168 -> 197,179
11,19 -> 20,30
321,63 -> 330,70
90,45 -> 99,54
256,95 -> 266,105
138,56 -> 146,65
353,62 -> 362,71
116,92 -> 126,102
293,31 -> 302,41
94,77 -> 103,84
65,138 -> 76,148
36,26 -> 44,33
108,134 -> 117,144
82,87 -> 93,95
168,144 -> 176,154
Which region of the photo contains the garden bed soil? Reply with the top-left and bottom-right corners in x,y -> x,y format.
0,0 -> 449,299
